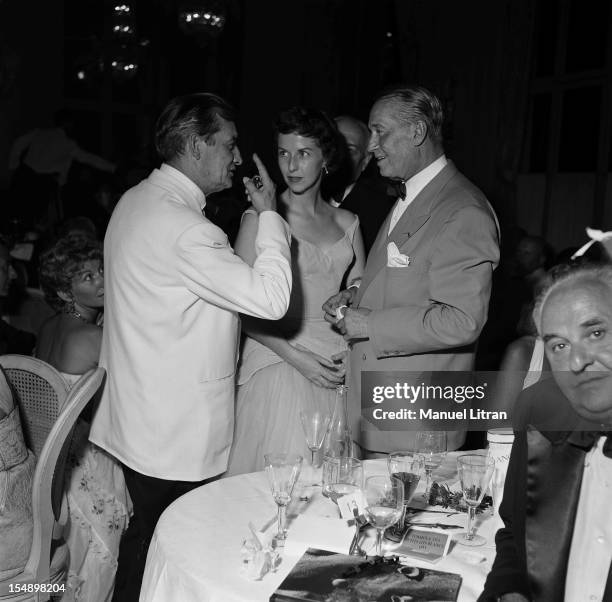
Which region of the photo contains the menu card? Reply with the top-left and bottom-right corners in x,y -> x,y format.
398,527 -> 452,563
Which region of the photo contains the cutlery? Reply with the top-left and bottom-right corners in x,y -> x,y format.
406,522 -> 462,530
406,506 -> 461,516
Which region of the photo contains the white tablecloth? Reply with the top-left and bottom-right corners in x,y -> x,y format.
140,455 -> 498,602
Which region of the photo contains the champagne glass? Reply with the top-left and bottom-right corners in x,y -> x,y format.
299,407 -> 331,468
415,431 -> 447,499
264,453 -> 303,543
386,451 -> 425,538
327,457 -> 363,506
456,454 -> 495,546
364,475 -> 404,557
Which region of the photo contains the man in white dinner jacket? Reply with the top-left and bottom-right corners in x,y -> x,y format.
89,93 -> 292,601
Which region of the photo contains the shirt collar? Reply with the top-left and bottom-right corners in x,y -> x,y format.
401,154 -> 448,202
159,163 -> 207,212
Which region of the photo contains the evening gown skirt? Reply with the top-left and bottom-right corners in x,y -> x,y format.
60,372 -> 132,602
226,217 -> 360,476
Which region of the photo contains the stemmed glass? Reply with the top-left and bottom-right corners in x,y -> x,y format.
415,431 -> 447,499
386,452 -> 425,539
299,407 -> 331,468
456,454 -> 495,546
364,475 -> 404,557
326,457 -> 363,506
264,453 -> 303,544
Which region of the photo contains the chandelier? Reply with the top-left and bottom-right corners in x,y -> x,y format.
178,1 -> 227,38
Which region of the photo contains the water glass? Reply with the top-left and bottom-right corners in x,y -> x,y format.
364,475 -> 404,557
264,452 -> 303,543
456,454 -> 495,546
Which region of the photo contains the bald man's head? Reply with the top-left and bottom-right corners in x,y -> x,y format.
335,115 -> 371,182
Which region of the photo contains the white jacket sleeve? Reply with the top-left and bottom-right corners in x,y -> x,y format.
176,211 -> 292,319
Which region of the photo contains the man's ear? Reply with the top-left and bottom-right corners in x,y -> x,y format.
57,290 -> 72,304
188,134 -> 202,160
412,121 -> 428,147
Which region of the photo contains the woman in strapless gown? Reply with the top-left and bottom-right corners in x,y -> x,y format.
37,235 -> 131,602
226,107 -> 365,476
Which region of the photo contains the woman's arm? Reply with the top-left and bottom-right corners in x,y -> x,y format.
346,221 -> 366,287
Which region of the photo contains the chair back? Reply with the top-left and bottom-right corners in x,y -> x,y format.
0,355 -> 69,458
0,355 -> 70,521
0,367 -> 106,600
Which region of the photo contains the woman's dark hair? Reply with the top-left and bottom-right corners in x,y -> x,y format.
274,107 -> 345,175
39,235 -> 103,311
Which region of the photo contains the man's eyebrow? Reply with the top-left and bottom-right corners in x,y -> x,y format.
542,333 -> 559,343
580,318 -> 606,329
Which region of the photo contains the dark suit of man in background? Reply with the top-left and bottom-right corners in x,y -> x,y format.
330,115 -> 395,253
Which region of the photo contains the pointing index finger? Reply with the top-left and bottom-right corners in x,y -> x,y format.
252,153 -> 271,184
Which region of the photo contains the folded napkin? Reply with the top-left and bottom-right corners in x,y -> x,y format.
240,524 -> 280,580
387,242 -> 411,267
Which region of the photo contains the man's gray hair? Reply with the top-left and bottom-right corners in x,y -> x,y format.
155,93 -> 236,162
533,263 -> 612,335
374,85 -> 444,144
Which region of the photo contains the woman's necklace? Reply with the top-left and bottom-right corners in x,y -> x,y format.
64,307 -> 94,324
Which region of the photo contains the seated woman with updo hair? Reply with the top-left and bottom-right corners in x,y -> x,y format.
37,234 -> 103,376
36,234 -> 130,602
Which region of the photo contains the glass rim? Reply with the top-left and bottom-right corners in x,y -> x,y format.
263,452 -> 304,465
365,474 -> 403,486
456,453 -> 494,467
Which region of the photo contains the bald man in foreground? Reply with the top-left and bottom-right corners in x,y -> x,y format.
481,262 -> 612,601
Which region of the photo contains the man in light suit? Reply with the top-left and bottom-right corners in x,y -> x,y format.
480,263 -> 612,601
324,85 -> 499,453
89,93 -> 292,600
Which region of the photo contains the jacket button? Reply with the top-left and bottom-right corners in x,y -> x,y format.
362,354 -> 367,361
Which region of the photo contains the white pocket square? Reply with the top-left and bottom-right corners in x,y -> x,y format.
386,242 -> 411,267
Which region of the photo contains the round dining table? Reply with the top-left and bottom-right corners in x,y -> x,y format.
140,454 -> 500,602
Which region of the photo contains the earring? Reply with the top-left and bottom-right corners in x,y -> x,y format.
323,165 -> 329,176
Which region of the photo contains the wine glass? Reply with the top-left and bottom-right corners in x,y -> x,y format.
415,431 -> 447,499
456,454 -> 495,546
299,407 -> 331,468
386,451 -> 425,538
264,453 -> 303,543
327,457 -> 363,506
364,475 -> 404,557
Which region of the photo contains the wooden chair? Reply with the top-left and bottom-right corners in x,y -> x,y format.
0,356 -> 69,458
0,366 -> 106,601
0,356 -> 70,525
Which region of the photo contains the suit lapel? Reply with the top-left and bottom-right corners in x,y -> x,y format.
356,161 -> 458,304
525,429 -> 584,601
355,211 -> 393,303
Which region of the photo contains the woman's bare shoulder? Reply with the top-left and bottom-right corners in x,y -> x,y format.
331,206 -> 358,230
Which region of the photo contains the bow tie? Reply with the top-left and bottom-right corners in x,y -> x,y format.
566,430 -> 612,458
387,180 -> 406,200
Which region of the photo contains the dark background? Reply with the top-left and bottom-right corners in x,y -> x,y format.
0,0 -> 611,252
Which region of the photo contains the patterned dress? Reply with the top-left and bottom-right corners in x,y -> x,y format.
60,372 -> 132,602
